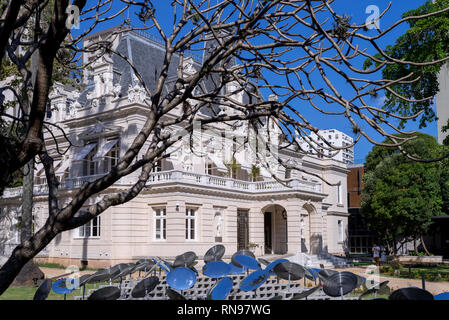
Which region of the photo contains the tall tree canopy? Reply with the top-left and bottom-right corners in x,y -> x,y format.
361,133 -> 447,254
364,0 -> 449,129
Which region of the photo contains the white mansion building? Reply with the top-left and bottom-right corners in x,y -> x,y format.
0,27 -> 350,268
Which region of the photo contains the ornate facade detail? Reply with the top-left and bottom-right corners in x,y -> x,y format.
127,73 -> 148,103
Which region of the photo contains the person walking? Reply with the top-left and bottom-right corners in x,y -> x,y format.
372,243 -> 381,266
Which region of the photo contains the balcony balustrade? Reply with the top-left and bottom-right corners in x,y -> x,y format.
1,170 -> 322,198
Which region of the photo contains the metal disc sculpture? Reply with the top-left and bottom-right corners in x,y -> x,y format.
202,261 -> 231,279
233,254 -> 261,271
111,264 -> 135,282
273,262 -> 304,292
33,279 -> 52,300
152,258 -> 172,273
204,245 -> 226,263
389,287 -> 434,301
355,275 -> 366,288
172,251 -> 198,269
307,268 -> 321,280
88,268 -> 119,284
88,286 -> 121,300
166,288 -> 187,300
258,258 -> 270,266
434,292 -> 449,300
273,262 -> 304,281
322,272 -> 358,299
208,277 -> 234,300
166,267 -> 197,290
264,259 -> 288,276
299,265 -> 315,282
359,280 -> 389,300
131,276 -> 160,298
231,250 -> 255,268
52,278 -> 75,300
240,269 -> 269,292
291,286 -> 321,300
78,274 -> 93,300
228,262 -> 245,275
318,269 -> 338,280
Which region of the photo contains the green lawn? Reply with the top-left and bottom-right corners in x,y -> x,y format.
0,283 -> 101,300
379,264 -> 449,281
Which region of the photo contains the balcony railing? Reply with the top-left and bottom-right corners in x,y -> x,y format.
146,170 -> 322,194
1,170 -> 322,198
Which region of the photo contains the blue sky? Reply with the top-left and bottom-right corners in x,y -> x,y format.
75,0 -> 438,164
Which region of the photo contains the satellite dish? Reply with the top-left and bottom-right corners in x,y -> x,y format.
389,287 -> 434,301
291,286 -> 321,300
322,272 -> 358,298
166,267 -> 197,290
231,250 -> 255,268
172,251 -> 198,269
240,269 -> 268,292
273,262 -> 304,281
52,278 -> 75,295
166,288 -> 187,300
88,286 -> 121,300
233,254 -> 260,270
204,245 -> 226,263
208,277 -> 233,300
434,292 -> 449,300
33,279 -> 52,300
131,276 -> 160,298
202,261 -> 231,279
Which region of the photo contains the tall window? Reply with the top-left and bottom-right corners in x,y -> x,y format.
104,138 -> 119,173
337,183 -> 343,204
154,208 -> 166,240
338,220 -> 344,242
83,142 -> 98,176
185,208 -> 196,240
77,216 -> 101,238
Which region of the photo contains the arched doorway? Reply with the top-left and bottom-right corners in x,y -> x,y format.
303,203 -> 322,255
262,204 -> 288,255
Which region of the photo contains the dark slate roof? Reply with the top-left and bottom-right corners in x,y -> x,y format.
79,27 -> 252,115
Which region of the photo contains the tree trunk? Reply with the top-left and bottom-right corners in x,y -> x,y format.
420,235 -> 431,256
414,238 -> 417,253
21,159 -> 34,242
0,221 -> 57,295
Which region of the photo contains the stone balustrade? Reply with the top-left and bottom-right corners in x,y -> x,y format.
1,170 -> 322,198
